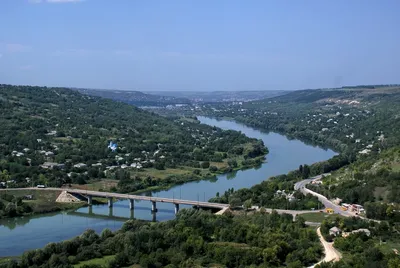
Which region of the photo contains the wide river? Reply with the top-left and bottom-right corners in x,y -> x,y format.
0,117 -> 336,257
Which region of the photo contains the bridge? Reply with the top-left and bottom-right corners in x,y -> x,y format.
1,187 -> 229,214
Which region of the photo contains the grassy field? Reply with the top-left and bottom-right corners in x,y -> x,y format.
2,189 -> 84,213
298,212 -> 346,223
71,179 -> 118,191
74,255 -> 115,268
0,257 -> 19,265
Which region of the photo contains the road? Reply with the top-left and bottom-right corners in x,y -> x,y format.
1,187 -> 325,217
308,227 -> 342,267
0,187 -> 229,209
294,174 -> 354,217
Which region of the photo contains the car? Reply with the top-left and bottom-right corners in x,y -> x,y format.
36,185 -> 46,188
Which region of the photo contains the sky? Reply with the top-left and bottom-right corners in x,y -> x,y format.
0,0 -> 399,91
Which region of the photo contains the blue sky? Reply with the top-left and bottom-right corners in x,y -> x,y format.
1,0 -> 399,91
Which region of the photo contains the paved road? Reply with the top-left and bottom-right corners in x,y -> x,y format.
1,187 -> 325,217
0,187 -> 229,209
294,174 -> 354,217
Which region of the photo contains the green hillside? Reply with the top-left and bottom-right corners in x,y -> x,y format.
0,84 -> 267,192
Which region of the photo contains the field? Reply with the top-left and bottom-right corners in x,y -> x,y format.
1,189 -> 84,213
74,255 -> 115,268
299,212 -> 346,223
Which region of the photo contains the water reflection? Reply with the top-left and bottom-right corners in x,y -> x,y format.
0,117 -> 336,257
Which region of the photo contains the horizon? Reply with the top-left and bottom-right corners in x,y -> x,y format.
1,0 -> 400,91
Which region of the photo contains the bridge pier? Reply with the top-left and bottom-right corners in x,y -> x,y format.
129,199 -> 134,210
108,197 -> 113,208
174,203 -> 179,214
108,207 -> 113,217
87,195 -> 92,206
152,211 -> 156,222
130,209 -> 134,219
151,201 -> 157,212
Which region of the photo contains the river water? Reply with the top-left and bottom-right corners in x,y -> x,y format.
0,117 -> 336,257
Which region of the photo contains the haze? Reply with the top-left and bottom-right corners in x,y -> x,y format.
1,0 -> 399,91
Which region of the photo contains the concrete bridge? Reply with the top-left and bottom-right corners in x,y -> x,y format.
1,187 -> 229,214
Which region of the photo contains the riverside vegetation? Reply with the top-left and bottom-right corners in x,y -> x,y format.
3,84 -> 400,267
148,85 -> 400,267
1,210 -> 324,268
0,84 -> 267,198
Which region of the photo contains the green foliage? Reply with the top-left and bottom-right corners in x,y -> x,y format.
4,210 -> 322,268
0,84 -> 267,194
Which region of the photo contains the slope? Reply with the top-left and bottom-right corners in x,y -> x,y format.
0,84 -> 267,192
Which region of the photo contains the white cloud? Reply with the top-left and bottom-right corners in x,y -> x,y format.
29,0 -> 85,3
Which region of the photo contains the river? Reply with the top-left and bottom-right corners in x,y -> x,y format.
0,117 -> 336,257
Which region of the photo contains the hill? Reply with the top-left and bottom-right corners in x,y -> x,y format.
0,84 -> 267,193
74,88 -> 191,107
147,90 -> 289,103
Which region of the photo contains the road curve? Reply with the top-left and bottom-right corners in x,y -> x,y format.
294,174 -> 354,217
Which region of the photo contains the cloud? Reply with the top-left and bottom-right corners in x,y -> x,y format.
29,0 -> 85,3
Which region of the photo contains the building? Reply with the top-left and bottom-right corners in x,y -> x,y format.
342,228 -> 371,238
351,204 -> 365,214
329,227 -> 342,236
73,163 -> 87,168
40,162 -> 65,170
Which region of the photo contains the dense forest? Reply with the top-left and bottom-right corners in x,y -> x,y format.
0,84 -> 267,193
0,210 -> 323,268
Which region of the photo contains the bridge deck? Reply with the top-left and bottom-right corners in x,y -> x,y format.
66,188 -> 228,209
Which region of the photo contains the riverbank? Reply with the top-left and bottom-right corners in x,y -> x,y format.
0,189 -> 108,220
72,155 -> 266,195
0,117 -> 336,257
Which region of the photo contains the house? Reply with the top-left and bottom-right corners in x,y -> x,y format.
359,149 -> 371,155
45,151 -> 54,157
332,198 -> 342,205
40,162 -> 65,170
73,163 -> 87,168
342,228 -> 371,238
351,229 -> 370,236
329,227 -> 342,236
351,204 -> 365,214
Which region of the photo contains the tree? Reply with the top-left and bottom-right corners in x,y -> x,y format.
209,166 -> 218,172
229,197 -> 241,208
200,161 -> 210,169
244,199 -> 252,210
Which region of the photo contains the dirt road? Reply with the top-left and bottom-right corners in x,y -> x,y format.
310,227 -> 342,267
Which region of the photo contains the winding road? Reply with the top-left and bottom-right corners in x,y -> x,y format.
294,173 -> 354,217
